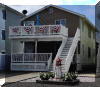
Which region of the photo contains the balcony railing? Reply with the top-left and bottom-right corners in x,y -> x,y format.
9,25 -> 68,38
11,53 -> 52,71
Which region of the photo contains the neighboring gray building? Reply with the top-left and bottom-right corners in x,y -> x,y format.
0,4 -> 6,54
0,3 -> 25,70
96,2 -> 100,75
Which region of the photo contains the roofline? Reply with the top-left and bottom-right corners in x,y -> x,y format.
0,3 -> 25,17
21,5 -> 85,21
83,17 -> 98,32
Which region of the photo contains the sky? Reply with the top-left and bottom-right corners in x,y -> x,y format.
0,0 -> 99,5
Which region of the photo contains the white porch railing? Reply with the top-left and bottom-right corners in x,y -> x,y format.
11,53 -> 52,71
9,25 -> 68,38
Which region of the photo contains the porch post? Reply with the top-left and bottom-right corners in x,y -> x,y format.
35,39 -> 38,70
11,40 -> 13,70
35,39 -> 38,53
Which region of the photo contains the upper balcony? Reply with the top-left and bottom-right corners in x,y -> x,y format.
9,25 -> 68,39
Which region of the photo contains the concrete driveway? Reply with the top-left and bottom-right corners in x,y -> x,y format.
3,71 -> 39,85
0,72 -> 5,86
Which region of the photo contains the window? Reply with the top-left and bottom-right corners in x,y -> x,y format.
82,44 -> 84,56
88,47 -> 91,58
2,10 -> 6,20
60,19 -> 66,26
55,19 -> 66,27
78,41 -> 80,54
88,26 -> 91,38
82,21 -> 84,32
2,30 -> 5,40
49,8 -> 53,14
56,20 -> 60,25
93,31 -> 95,39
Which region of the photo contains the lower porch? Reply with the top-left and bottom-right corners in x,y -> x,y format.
11,41 -> 62,71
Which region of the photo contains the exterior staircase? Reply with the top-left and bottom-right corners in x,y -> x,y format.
49,63 -> 53,71
60,38 -> 73,73
53,28 -> 80,74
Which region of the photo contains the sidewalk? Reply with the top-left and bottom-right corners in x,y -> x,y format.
78,73 -> 95,77
5,72 -> 39,83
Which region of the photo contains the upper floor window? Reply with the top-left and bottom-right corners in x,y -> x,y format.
49,8 -> 53,14
2,9 -> 6,20
56,20 -> 60,25
88,26 -> 91,38
60,19 -> 66,26
93,31 -> 95,39
55,19 -> 66,27
82,44 -> 84,56
88,47 -> 91,58
1,30 -> 5,40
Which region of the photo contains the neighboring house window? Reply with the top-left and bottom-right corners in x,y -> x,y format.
49,8 -> 53,14
82,44 -> 84,56
78,41 -> 80,54
55,19 -> 66,27
82,21 -> 84,32
88,47 -> 91,58
88,26 -> 91,38
2,30 -> 5,40
2,10 -> 6,20
93,31 -> 95,39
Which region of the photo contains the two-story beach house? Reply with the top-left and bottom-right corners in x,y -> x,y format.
9,5 -> 96,73
0,3 -> 25,70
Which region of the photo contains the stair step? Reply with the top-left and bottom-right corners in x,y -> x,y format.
63,48 -> 70,50
60,55 -> 67,57
60,56 -> 67,58
62,50 -> 67,53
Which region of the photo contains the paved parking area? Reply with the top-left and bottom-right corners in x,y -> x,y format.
1,73 -> 100,87
5,71 -> 39,83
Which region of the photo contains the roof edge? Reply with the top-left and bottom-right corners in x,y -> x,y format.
21,5 -> 85,21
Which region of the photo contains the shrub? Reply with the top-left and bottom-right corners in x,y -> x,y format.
62,72 -> 78,81
48,72 -> 55,78
40,72 -> 55,80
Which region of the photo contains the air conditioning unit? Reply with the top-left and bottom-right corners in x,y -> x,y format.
24,21 -> 34,26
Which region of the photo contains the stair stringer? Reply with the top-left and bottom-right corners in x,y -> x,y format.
64,28 -> 80,73
53,37 -> 68,72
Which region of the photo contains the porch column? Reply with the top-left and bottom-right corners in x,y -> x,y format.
11,40 -> 13,62
34,39 -> 38,70
35,39 -> 38,53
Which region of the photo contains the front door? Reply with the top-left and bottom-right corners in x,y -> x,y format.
24,42 -> 35,53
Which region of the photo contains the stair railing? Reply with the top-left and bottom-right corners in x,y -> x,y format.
64,28 -> 80,73
47,53 -> 52,70
53,37 -> 67,71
